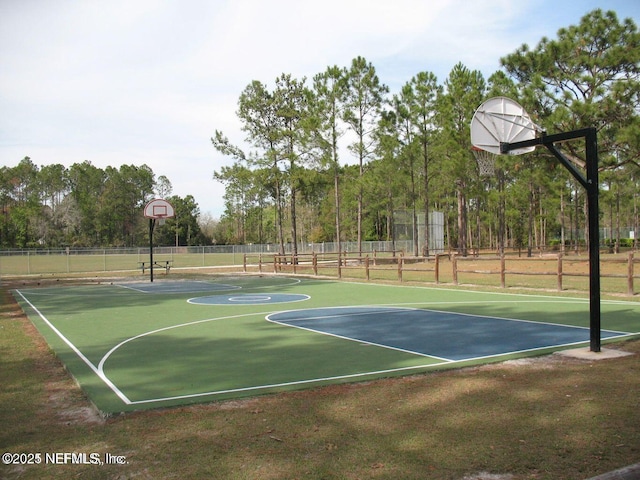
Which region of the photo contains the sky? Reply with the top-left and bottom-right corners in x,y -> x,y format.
1,0 -> 639,219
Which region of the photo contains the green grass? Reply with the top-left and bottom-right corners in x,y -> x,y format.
2,280 -> 640,480
0,251 -> 240,275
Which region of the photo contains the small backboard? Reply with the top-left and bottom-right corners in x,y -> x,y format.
470,96 -> 538,155
144,198 -> 175,219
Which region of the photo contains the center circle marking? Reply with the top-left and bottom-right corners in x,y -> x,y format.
187,293 -> 310,306
229,295 -> 271,302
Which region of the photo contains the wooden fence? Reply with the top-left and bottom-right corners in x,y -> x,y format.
243,251 -> 639,296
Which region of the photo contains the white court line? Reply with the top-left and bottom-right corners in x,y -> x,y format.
15,290 -> 132,405
266,304 -> 632,334
97,312 -> 265,372
186,293 -> 310,305
125,362 -> 449,405
336,278 -> 640,306
128,335 -> 636,406
243,277 -> 302,290
116,281 -> 240,293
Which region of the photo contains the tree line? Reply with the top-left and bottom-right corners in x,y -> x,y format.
211,9 -> 640,256
0,158 -> 210,248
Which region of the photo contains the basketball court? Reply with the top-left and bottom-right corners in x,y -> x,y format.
13,276 -> 639,414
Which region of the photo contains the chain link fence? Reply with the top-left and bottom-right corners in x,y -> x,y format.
0,241 -> 418,276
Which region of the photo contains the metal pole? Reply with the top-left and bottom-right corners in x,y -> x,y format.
501,127 -> 601,352
149,218 -> 155,283
585,128 -> 601,352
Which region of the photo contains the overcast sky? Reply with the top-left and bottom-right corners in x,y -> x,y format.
1,0 -> 639,219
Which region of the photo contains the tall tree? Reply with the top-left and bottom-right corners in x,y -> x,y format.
439,63 -> 486,256
273,73 -> 312,257
379,93 -> 420,255
100,164 -> 154,246
0,166 -> 12,246
5,157 -> 41,247
501,9 -> 640,167
501,9 -> 640,254
401,71 -> 441,255
311,65 -> 348,255
36,163 -> 69,246
214,162 -> 254,243
373,111 -> 404,248
343,56 -> 388,252
68,161 -> 106,245
155,175 -> 173,198
155,195 -> 202,246
224,80 -> 287,253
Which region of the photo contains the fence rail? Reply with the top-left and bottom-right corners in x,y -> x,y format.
244,251 -> 639,297
2,245 -> 638,297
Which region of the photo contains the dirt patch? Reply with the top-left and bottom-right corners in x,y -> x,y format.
46,381 -> 105,425
6,290 -> 106,426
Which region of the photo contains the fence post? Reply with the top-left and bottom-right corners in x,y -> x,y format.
452,254 -> 458,285
243,254 -> 247,273
435,254 -> 440,284
337,253 -> 342,279
313,252 -> 317,276
397,256 -> 403,282
628,252 -> 634,296
365,256 -> 370,281
557,253 -> 563,291
500,253 -> 506,288
258,254 -> 262,273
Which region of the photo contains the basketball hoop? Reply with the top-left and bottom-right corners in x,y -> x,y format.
470,96 -> 603,353
144,198 -> 175,219
470,96 -> 541,155
472,146 -> 496,177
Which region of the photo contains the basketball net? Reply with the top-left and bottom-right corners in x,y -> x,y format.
472,146 -> 496,177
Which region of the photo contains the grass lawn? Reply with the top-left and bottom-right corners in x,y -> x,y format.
2,276 -> 639,480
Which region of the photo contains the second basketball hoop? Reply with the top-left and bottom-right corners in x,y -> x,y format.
144,198 -> 175,220
143,198 -> 175,283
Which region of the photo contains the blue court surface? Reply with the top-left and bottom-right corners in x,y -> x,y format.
267,306 -> 627,362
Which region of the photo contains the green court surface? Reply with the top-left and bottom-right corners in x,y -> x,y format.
13,275 -> 640,414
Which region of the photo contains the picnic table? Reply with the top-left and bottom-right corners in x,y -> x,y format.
138,260 -> 172,274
